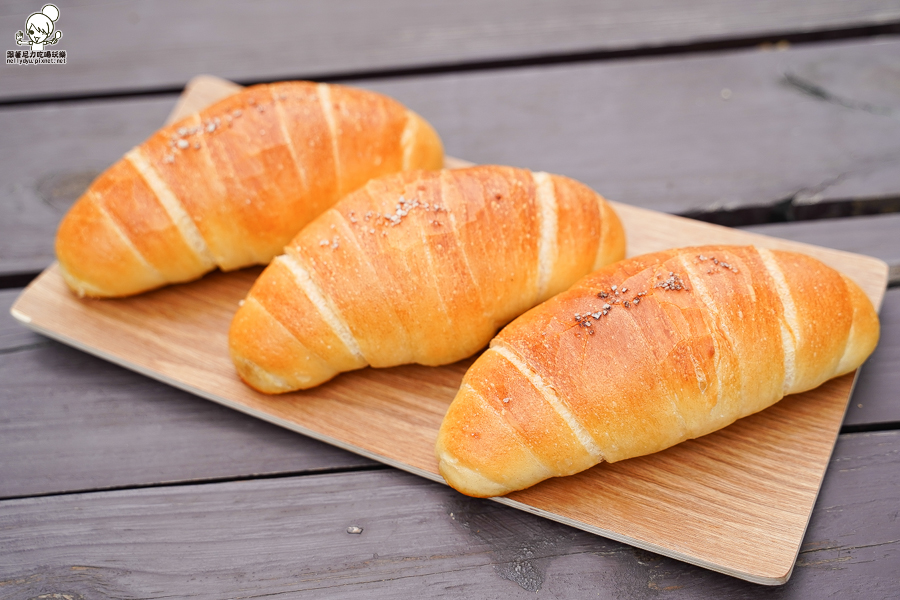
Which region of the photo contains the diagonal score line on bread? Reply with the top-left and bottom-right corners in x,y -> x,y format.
237,294 -> 346,393
439,171 -> 489,323
125,147 -> 217,270
491,343 -> 605,461
228,166 -> 627,393
272,92 -> 311,192
85,192 -> 167,287
594,199 -> 625,270
317,83 -> 344,198
533,171 -> 559,301
455,380 -> 556,488
435,245 -> 880,498
229,302 -> 297,393
413,199 -> 457,349
757,248 -> 799,394
325,182 -> 420,364
614,276 -> 695,437
400,112 -> 421,170
278,250 -> 366,364
55,81 -> 444,298
58,190 -> 168,297
677,254 -> 732,418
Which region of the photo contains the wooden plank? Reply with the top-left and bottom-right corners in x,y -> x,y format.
0,338 -> 377,499
10,197 -> 888,583
742,214 -> 900,286
0,293 -> 376,500
3,0 -> 899,102
363,38 -> 900,218
4,39 -> 900,277
174,75 -> 900,228
775,47 -> 900,210
0,289 -> 45,352
1,430 -> 897,597
0,340 -> 378,499
0,95 -> 176,276
846,287 -> 900,428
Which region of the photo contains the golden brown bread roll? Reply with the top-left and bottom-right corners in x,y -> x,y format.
228,165 -> 626,393
55,81 -> 443,297
435,245 -> 880,497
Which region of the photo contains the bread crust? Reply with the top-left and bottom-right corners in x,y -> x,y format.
55,82 -> 443,297
435,245 -> 880,497
228,166 -> 626,393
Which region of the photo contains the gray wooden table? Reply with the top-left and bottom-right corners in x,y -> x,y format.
2,2 -> 899,598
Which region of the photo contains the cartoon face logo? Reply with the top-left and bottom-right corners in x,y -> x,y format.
15,4 -> 62,52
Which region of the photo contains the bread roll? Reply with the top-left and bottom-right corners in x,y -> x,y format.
55,81 -> 443,297
436,245 -> 880,497
229,165 -> 626,393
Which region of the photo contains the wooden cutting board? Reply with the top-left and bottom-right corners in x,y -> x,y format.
11,75 -> 888,585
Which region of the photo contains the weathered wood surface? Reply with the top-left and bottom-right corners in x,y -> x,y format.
3,0 -> 900,102
742,214 -> 900,286
0,290 -> 45,352
1,431 -> 897,598
0,291 -> 376,500
846,287 -> 900,429
372,38 -> 900,218
3,38 -> 900,278
0,341 -> 381,500
0,95 -> 175,276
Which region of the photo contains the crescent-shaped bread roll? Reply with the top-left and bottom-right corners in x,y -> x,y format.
436,245 -> 880,497
55,81 -> 443,297
228,165 -> 626,393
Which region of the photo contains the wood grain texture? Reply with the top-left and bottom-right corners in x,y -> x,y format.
3,0 -> 899,101
1,431 -> 897,598
777,48 -> 900,208
0,290 -> 375,500
0,341 -> 378,500
4,40 -> 900,277
0,95 -> 176,276
742,213 -> 900,286
365,39 -> 900,218
9,198 -> 887,583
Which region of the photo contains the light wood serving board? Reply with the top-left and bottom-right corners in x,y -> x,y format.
11,76 -> 889,585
